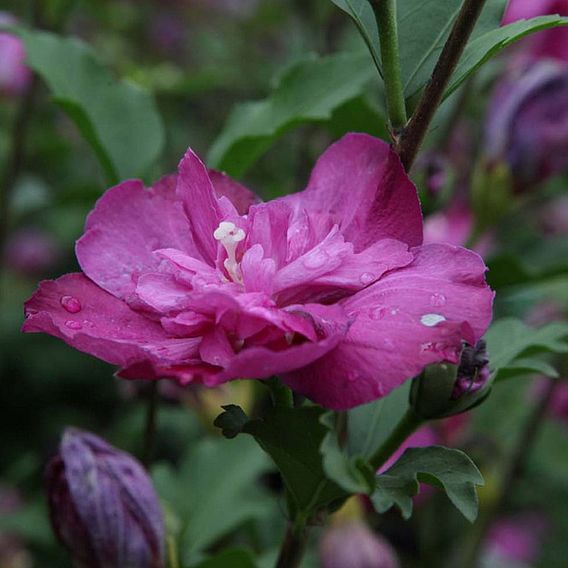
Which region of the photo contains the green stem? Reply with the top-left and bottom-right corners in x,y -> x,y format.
142,381 -> 159,468
369,408 -> 424,471
396,0 -> 488,171
274,518 -> 309,568
372,0 -> 407,130
460,379 -> 557,568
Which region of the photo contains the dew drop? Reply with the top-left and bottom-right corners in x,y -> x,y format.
369,307 -> 386,320
420,313 -> 446,327
302,250 -> 328,269
359,272 -> 375,285
60,296 -> 82,313
65,320 -> 82,330
430,293 -> 447,307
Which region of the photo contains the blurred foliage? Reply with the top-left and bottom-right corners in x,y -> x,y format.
1,1 -> 568,567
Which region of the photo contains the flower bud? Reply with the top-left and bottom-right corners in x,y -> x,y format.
0,12 -> 32,97
45,428 -> 165,568
410,340 -> 491,420
485,61 -> 568,189
320,521 -> 399,568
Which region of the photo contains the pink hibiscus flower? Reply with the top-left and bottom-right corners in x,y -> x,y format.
23,134 -> 493,409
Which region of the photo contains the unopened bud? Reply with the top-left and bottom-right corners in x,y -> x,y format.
410,340 -> 491,420
45,428 -> 165,568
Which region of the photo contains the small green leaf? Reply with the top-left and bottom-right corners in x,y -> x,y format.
329,0 -> 382,75
446,15 -> 568,98
214,404 -> 249,439
208,51 -> 376,177
372,446 -> 484,522
190,549 -> 257,568
371,474 -> 419,520
485,318 -> 568,381
17,28 -> 164,183
243,407 -> 345,513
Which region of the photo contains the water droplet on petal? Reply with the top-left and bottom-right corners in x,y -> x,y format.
369,307 -> 386,320
302,250 -> 328,269
60,296 -> 81,313
383,338 -> 394,351
65,320 -> 82,330
420,313 -> 446,327
430,293 -> 447,307
390,308 -> 399,316
359,272 -> 375,285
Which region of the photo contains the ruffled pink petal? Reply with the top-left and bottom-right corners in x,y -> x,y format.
176,148 -> 223,264
134,272 -> 192,314
76,177 -> 194,301
283,244 -> 494,409
208,169 -> 259,215
22,273 -> 185,371
210,303 -> 350,385
274,237 -> 414,305
288,133 -> 423,251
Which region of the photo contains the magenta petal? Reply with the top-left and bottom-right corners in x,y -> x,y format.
176,148 -> 223,264
210,304 -> 350,385
283,244 -> 493,409
208,169 -> 259,215
22,273 -> 174,370
291,133 -> 423,251
76,177 -> 193,301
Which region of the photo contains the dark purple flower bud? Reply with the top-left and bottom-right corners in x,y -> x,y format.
410,340 -> 491,419
486,61 -> 568,188
45,428 -> 165,568
320,521 -> 399,568
451,339 -> 490,400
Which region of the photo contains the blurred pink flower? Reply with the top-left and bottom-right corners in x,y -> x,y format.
23,134 -> 493,410
546,380 -> 568,424
0,12 -> 32,97
540,194 -> 568,234
423,200 -> 493,258
320,521 -> 399,568
485,513 -> 548,566
503,0 -> 568,62
5,229 -> 60,276
486,60 -> 568,187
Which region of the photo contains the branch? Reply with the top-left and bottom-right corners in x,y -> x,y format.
396,0 -> 488,171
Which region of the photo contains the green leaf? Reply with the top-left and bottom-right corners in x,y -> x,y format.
397,0 -> 464,97
348,381 -> 411,458
208,51 -> 376,177
329,1 -> 382,75
190,549 -> 257,568
320,413 -> 376,494
18,28 -> 164,183
485,318 -> 568,381
152,436 -> 271,563
496,357 -> 559,380
446,15 -> 568,98
214,404 -> 250,439
319,383 -> 411,494
216,405 -> 345,513
372,446 -> 484,522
